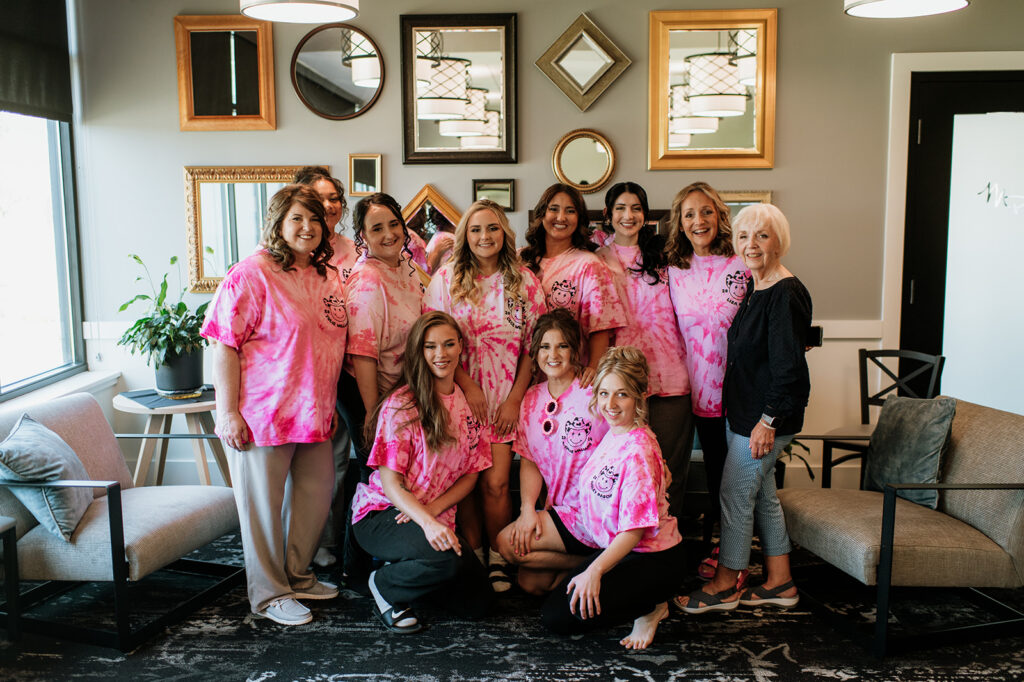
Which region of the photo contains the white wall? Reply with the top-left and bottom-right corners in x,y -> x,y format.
68,0 -> 1024,480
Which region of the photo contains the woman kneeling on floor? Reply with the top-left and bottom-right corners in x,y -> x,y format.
350,311 -> 494,633
531,346 -> 686,649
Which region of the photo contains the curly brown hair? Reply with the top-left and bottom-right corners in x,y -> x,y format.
260,184 -> 334,276
665,182 -> 735,269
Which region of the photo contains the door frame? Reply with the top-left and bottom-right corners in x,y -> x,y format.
881,51 -> 1024,350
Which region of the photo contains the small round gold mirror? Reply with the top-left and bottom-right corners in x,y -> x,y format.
551,128 -> 615,194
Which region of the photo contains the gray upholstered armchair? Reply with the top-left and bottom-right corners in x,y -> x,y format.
0,393 -> 242,651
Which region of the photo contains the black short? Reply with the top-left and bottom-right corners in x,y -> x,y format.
550,510 -> 598,557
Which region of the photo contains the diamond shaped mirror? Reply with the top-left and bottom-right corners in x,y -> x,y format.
536,14 -> 630,112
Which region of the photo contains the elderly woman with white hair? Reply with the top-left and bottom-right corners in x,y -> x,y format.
676,203 -> 812,614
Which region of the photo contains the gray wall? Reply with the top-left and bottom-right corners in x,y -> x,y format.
74,0 -> 1024,329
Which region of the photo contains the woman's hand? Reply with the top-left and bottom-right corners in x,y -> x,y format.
493,396 -> 522,440
460,378 -> 489,424
579,365 -> 598,388
509,508 -> 542,556
749,421 -> 776,460
216,411 -> 252,451
567,565 -> 603,619
422,518 -> 462,555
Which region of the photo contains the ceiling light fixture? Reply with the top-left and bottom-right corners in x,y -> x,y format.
418,57 -> 470,120
240,0 -> 358,23
685,52 -> 748,117
844,0 -> 968,18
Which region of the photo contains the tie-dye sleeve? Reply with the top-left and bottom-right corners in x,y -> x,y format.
614,445 -> 662,534
201,265 -> 262,349
576,257 -> 626,336
367,393 -> 415,475
520,269 -> 548,354
421,264 -> 451,315
345,268 -> 385,360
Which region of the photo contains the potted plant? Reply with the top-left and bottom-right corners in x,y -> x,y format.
775,438 -> 815,489
118,254 -> 210,396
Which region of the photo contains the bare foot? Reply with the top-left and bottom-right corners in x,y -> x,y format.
620,602 -> 669,649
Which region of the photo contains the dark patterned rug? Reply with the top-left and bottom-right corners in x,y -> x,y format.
2,529 -> 1022,681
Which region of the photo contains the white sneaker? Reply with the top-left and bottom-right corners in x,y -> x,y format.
313,547 -> 337,568
293,580 -> 339,600
257,598 -> 312,625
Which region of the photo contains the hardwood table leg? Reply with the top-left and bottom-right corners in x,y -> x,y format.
132,415 -> 168,487
199,411 -> 231,487
185,413 -> 212,485
154,415 -> 173,486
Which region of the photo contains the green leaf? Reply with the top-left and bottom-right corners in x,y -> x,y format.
170,255 -> 179,265
130,254 -> 143,265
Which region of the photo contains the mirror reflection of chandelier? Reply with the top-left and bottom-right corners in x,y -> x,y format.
669,84 -> 719,134
415,30 -> 442,95
668,132 -> 692,149
461,110 -> 500,149
418,57 -> 471,120
341,30 -> 379,88
685,52 -> 748,117
729,29 -> 757,87
439,87 -> 487,136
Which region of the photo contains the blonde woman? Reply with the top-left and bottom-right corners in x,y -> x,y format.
423,199 -> 546,591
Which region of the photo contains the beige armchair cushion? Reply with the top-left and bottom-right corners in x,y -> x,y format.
15,484 -> 238,582
779,487 -> 1021,589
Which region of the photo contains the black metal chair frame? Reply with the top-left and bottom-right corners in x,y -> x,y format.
0,478 -> 244,652
791,446 -> 1024,657
821,349 -> 946,488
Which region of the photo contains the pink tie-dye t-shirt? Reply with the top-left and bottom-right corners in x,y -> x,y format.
201,251 -> 348,446
351,386 -> 492,528
599,243 -> 690,397
537,248 -> 626,341
407,230 -> 429,271
344,255 -> 427,395
425,232 -> 455,273
668,255 -> 749,417
328,232 -> 358,282
571,426 -> 682,553
423,263 -> 547,441
514,377 -> 609,545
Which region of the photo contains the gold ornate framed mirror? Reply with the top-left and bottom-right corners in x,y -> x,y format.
185,166 -> 317,293
174,15 -> 276,131
551,129 -> 615,194
648,9 -> 777,169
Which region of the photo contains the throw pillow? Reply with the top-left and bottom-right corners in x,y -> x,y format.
0,414 -> 93,541
864,395 -> 957,509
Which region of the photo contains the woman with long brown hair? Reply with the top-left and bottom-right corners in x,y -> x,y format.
350,311 -> 493,632
521,183 -> 625,386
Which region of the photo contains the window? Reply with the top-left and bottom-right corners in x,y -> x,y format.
0,110 -> 85,400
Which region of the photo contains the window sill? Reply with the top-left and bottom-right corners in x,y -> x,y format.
1,370 -> 121,412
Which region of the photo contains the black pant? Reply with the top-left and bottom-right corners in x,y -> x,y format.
695,415 -> 728,527
353,508 -> 493,618
541,541 -> 686,634
337,370 -> 372,578
649,395 -> 696,519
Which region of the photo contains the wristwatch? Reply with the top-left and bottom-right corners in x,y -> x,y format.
759,413 -> 777,429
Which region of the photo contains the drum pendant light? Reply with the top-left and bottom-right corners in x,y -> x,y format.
240,0 -> 358,23
844,0 -> 968,18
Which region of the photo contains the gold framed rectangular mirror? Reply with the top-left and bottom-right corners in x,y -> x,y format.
648,9 -> 776,170
185,166 -> 315,293
174,15 -> 276,131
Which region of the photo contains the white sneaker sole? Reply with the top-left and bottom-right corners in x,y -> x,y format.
256,609 -> 312,626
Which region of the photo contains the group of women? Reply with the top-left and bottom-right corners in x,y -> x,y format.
201,167 -> 812,648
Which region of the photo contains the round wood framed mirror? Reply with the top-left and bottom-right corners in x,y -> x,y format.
551,128 -> 615,194
291,23 -> 384,120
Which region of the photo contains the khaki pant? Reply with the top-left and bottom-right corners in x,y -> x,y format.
227,441 -> 334,613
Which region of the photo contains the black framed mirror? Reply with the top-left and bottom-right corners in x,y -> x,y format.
400,13 -> 517,164
291,23 -> 385,120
